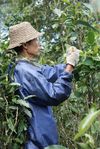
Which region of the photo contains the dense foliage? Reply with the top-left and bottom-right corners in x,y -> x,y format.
0,0 -> 100,149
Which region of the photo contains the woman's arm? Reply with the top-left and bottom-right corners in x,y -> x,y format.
41,64 -> 66,82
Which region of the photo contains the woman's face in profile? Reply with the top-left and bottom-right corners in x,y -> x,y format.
25,38 -> 41,57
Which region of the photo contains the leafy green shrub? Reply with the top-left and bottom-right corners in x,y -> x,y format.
0,0 -> 100,148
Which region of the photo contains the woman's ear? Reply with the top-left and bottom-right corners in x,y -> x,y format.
22,43 -> 28,50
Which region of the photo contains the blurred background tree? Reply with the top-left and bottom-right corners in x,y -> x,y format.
0,0 -> 100,148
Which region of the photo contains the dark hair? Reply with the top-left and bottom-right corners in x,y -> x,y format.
13,39 -> 35,54
13,46 -> 23,55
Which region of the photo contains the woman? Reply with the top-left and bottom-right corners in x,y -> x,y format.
8,22 -> 80,149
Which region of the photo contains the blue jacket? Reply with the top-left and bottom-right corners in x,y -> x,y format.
12,59 -> 73,149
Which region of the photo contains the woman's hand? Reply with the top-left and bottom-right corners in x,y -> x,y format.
66,46 -> 80,67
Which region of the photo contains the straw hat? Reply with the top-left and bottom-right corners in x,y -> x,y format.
8,21 -> 43,50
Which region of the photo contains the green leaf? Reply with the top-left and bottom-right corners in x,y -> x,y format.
0,74 -> 8,81
84,134 -> 95,147
24,95 -> 36,100
74,107 -> 100,140
14,138 -> 23,144
87,31 -> 95,44
52,24 -> 59,29
9,82 -> 21,87
24,108 -> 32,118
9,106 -> 18,110
91,120 -> 100,134
62,0 -> 70,4
77,142 -> 90,149
7,118 -> 16,133
17,100 -> 30,108
76,20 -> 99,32
83,57 -> 94,66
45,145 -> 67,149
18,120 -> 27,134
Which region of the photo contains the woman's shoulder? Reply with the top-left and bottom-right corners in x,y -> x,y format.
15,60 -> 42,76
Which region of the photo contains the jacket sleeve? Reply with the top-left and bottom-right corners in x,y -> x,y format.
14,67 -> 73,106
41,64 -> 66,82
